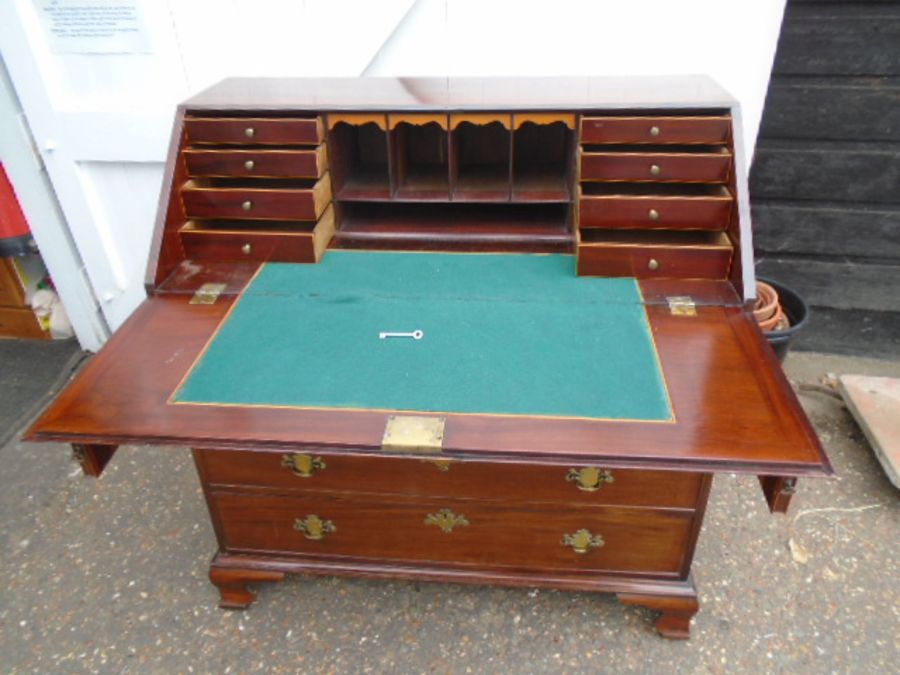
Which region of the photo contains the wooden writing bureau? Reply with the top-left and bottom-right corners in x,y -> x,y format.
28,77 -> 832,639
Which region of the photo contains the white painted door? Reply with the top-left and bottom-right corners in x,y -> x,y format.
0,0 -> 415,344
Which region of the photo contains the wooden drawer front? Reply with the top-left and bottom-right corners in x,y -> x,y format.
181,229 -> 316,263
181,176 -> 332,221
580,151 -> 731,183
184,147 -> 328,179
581,116 -> 731,145
184,117 -> 323,146
213,491 -> 693,575
579,195 -> 732,230
197,448 -> 703,509
180,205 -> 334,263
577,241 -> 732,279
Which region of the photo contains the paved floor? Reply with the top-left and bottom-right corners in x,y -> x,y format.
1,351 -> 898,673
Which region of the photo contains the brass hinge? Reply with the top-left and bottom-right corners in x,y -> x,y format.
190,283 -> 227,305
381,415 -> 445,454
667,296 -> 697,316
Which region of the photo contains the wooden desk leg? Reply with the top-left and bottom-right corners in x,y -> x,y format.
209,564 -> 285,609
618,584 -> 700,639
759,475 -> 797,514
71,443 -> 118,477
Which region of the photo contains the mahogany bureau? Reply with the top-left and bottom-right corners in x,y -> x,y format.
27,76 -> 832,639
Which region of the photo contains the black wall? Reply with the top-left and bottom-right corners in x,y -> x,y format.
751,0 -> 900,358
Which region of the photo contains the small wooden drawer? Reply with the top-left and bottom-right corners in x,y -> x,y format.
184,116 -> 324,146
580,149 -> 732,183
577,231 -> 733,278
179,205 -> 335,263
581,116 -> 731,145
579,185 -> 733,230
183,146 -> 328,179
181,175 -> 332,221
195,448 -> 704,509
212,491 -> 694,575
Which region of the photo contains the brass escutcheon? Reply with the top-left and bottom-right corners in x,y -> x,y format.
281,453 -> 326,478
293,514 -> 335,540
424,508 -> 469,533
561,529 -> 605,554
566,467 -> 614,492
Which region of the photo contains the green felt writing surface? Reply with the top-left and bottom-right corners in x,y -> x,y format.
172,251 -> 672,421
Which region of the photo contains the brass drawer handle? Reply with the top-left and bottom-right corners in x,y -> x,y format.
561,528 -> 605,554
241,200 -> 253,211
244,127 -> 255,138
566,467 -> 614,492
648,208 -> 660,221
293,514 -> 335,540
244,159 -> 255,171
241,243 -> 252,255
281,453 -> 326,478
648,258 -> 660,271
649,164 -> 661,177
649,125 -> 661,137
424,508 -> 469,533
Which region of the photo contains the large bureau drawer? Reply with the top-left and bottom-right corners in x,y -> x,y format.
184,147 -> 328,179
580,149 -> 732,183
213,491 -> 694,575
581,116 -> 731,145
184,117 -> 324,146
195,448 -> 704,509
181,176 -> 332,220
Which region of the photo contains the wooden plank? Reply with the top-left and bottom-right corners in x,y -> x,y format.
0,258 -> 26,307
759,80 -> 900,141
750,144 -> 900,204
0,306 -> 47,339
751,202 -> 900,259
774,6 -> 900,76
755,258 -> 900,312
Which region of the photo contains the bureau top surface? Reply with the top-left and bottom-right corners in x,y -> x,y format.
182,76 -> 736,112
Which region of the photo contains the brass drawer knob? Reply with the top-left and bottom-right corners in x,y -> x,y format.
562,529 -> 605,554
424,508 -> 469,533
293,514 -> 335,540
648,208 -> 660,221
241,200 -> 253,211
244,127 -> 255,138
244,159 -> 255,171
241,243 -> 252,255
649,125 -> 661,137
648,258 -> 660,271
649,164 -> 661,177
281,453 -> 326,478
566,467 -> 614,492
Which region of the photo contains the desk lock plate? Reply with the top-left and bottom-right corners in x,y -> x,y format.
381,415 -> 446,454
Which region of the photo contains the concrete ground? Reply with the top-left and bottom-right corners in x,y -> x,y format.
1,351 -> 898,674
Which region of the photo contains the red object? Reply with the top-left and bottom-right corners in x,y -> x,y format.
0,164 -> 31,240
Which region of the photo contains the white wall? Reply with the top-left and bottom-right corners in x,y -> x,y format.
0,0 -> 786,349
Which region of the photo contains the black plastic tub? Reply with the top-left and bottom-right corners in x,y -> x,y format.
757,277 -> 810,362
